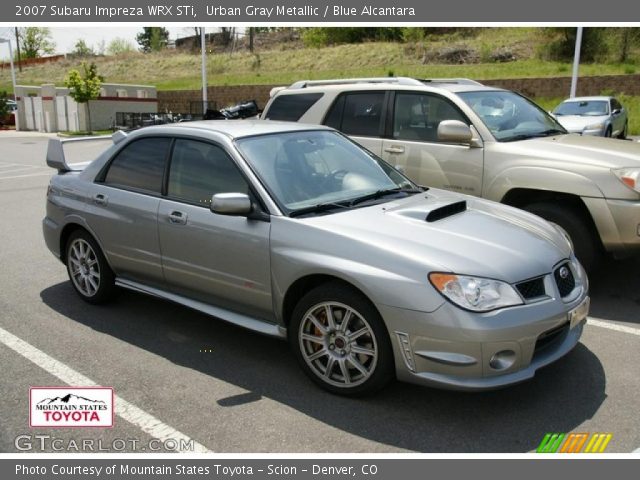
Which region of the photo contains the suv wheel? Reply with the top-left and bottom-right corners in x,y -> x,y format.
66,230 -> 116,304
289,282 -> 394,396
525,202 -> 600,272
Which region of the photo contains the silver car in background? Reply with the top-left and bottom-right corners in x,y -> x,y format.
553,96 -> 628,138
43,121 -> 589,395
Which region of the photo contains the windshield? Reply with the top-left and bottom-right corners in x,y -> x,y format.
458,90 -> 566,142
236,130 -> 415,214
553,100 -> 609,116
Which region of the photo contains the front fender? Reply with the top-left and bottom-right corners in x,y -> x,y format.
484,165 -> 605,202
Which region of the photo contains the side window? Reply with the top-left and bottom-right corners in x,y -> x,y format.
611,99 -> 621,111
264,93 -> 323,121
393,93 -> 468,143
340,92 -> 385,137
324,95 -> 345,130
168,139 -> 248,207
104,137 -> 170,193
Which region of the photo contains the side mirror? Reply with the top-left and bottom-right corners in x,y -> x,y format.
612,109 -> 621,115
211,193 -> 252,216
437,120 -> 473,145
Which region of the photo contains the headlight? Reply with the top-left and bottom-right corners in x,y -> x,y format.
584,122 -> 604,131
612,168 -> 640,193
429,273 -> 523,312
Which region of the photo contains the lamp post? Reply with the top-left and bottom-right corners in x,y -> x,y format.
201,28 -> 208,115
0,37 -> 17,97
570,27 -> 583,99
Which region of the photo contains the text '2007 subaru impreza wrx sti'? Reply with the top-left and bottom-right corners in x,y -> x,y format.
43,121 -> 589,395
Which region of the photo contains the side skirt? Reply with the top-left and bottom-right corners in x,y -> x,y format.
115,278 -> 287,339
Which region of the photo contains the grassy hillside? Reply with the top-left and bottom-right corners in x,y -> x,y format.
1,28 -> 639,91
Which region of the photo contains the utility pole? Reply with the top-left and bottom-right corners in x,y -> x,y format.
249,28 -> 254,53
14,27 -> 22,72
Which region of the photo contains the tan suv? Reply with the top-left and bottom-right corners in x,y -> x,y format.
262,77 -> 640,270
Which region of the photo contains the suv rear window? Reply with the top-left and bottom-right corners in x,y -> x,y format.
324,92 -> 384,137
264,93 -> 323,121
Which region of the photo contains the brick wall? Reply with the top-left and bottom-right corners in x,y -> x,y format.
157,74 -> 640,113
158,85 -> 276,114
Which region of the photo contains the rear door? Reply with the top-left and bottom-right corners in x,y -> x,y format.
323,91 -> 387,156
85,136 -> 171,287
381,91 -> 484,196
157,138 -> 273,321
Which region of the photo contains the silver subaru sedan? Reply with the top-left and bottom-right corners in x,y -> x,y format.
43,121 -> 589,395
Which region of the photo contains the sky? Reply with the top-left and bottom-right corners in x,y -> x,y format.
0,27 -> 192,60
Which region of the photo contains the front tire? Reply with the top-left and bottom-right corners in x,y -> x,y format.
66,230 -> 116,304
289,282 -> 394,396
525,202 -> 601,272
618,121 -> 628,139
605,126 -> 612,137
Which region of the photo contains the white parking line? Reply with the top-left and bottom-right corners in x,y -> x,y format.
0,326 -> 212,453
0,166 -> 42,175
587,318 -> 640,337
0,173 -> 52,181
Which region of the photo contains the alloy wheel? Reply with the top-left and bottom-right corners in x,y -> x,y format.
298,301 -> 378,388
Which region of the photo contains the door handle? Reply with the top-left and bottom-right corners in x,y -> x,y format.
384,145 -> 405,154
168,210 -> 188,225
93,193 -> 108,206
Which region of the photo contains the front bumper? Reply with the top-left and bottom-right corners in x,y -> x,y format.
378,281 -> 588,391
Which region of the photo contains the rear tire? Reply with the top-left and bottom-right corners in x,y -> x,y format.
525,202 -> 601,272
289,282 -> 394,396
65,230 -> 116,304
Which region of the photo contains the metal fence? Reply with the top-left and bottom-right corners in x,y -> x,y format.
114,112 -> 196,130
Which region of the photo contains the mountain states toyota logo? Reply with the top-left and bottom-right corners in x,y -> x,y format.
29,387 -> 114,428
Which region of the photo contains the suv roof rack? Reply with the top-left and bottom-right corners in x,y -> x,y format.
418,78 -> 484,86
289,77 -> 425,89
287,77 -> 483,90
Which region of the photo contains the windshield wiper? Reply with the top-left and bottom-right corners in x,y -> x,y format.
503,129 -> 566,142
348,187 -> 424,207
289,201 -> 352,218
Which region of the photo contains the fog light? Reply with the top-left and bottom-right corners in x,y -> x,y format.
489,350 -> 516,370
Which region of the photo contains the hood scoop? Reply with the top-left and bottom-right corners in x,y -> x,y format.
425,201 -> 467,222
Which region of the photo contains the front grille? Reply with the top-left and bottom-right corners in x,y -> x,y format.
516,277 -> 546,300
534,322 -> 570,355
554,263 -> 576,297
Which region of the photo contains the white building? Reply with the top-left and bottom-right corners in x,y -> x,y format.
14,83 -> 157,132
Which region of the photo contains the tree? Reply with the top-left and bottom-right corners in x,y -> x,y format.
18,27 -> 55,58
619,28 -> 640,63
136,27 -> 169,53
72,39 -> 94,57
64,63 -> 103,134
107,37 -> 135,56
538,27 -> 608,62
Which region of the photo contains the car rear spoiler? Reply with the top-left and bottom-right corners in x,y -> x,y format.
46,130 -> 128,172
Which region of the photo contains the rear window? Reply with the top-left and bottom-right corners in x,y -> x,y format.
264,93 -> 324,121
103,137 -> 170,193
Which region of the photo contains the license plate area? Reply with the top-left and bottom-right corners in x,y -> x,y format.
569,296 -> 590,329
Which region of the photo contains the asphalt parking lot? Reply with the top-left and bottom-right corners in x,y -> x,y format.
0,132 -> 639,453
